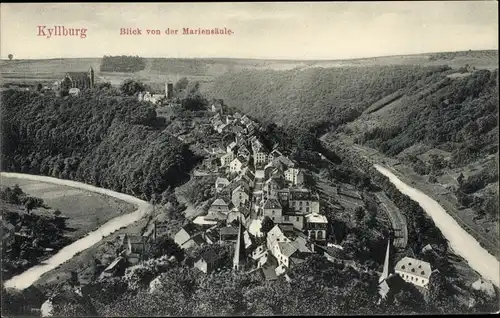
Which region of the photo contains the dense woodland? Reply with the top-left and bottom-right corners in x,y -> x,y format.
358,70 -> 498,167
0,89 -> 200,202
100,55 -> 146,73
208,65 -> 451,133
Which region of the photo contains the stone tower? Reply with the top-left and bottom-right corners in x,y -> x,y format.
165,83 -> 173,99
88,67 -> 95,88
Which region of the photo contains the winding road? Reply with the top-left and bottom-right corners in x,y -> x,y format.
1,172 -> 153,290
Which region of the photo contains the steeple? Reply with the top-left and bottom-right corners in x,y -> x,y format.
379,237 -> 391,283
233,220 -> 246,271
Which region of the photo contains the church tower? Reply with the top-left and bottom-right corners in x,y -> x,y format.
88,67 -> 95,88
233,221 -> 246,271
379,237 -> 391,283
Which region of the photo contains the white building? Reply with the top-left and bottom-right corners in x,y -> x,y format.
229,157 -> 244,174
232,184 -> 250,208
394,257 -> 432,289
220,152 -> 235,167
305,213 -> 328,241
215,177 -> 230,193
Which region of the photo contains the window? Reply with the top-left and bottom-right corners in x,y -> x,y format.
306,207 -> 309,213
422,279 -> 425,283
411,268 -> 415,273
284,216 -> 289,221
272,211 -> 275,215
306,201 -> 310,206
317,231 -> 323,240
272,217 -> 275,221
421,271 -> 425,275
296,217 -> 300,221
401,265 -> 406,270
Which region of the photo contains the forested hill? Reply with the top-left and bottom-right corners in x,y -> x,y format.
207,65 -> 451,132
356,69 -> 499,163
0,90 -> 199,202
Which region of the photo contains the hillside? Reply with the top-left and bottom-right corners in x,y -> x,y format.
0,89 -> 199,202
207,65 -> 452,130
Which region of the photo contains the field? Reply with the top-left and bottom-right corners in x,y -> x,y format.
0,177 -> 135,240
1,50 -> 497,89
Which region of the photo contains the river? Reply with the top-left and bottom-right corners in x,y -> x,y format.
1,172 -> 153,290
374,165 -> 500,288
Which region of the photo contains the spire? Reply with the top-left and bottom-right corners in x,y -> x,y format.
233,220 -> 246,271
379,237 -> 391,283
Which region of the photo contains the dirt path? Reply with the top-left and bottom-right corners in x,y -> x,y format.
1,172 -> 153,290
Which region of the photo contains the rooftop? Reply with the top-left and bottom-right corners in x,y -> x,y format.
277,241 -> 298,257
211,198 -> 228,207
263,198 -> 282,210
395,257 -> 432,279
305,213 -> 328,224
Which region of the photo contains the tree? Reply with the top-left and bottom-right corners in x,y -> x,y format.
149,235 -> 184,261
53,209 -> 62,217
174,77 -> 189,91
8,54 -> 13,60
120,79 -> 147,96
354,206 -> 366,223
260,216 -> 274,235
36,83 -> 43,91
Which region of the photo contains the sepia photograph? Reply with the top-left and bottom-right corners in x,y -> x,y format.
0,1 -> 499,316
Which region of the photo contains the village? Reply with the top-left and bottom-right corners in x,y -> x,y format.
2,70 -> 495,312
54,95 -> 497,305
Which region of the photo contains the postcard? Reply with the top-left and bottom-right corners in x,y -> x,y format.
1,2 -> 498,317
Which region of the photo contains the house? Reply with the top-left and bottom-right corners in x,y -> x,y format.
281,213 -> 305,231
305,213 -> 328,241
275,155 -> 296,169
394,257 -> 432,289
220,152 -> 235,167
98,256 -> 126,280
215,177 -> 230,193
264,176 -> 285,199
231,184 -> 250,208
1,218 -> 16,250
237,167 -> 255,187
68,87 -> 81,97
227,205 -> 251,225
219,226 -> 239,242
237,145 -> 251,161
209,198 -> 230,213
471,279 -> 496,298
210,99 -> 225,114
285,168 -> 304,186
60,67 -> 95,91
194,250 -> 220,274
174,222 -> 204,249
267,226 -> 313,268
252,141 -> 268,166
227,141 -> 238,153
288,188 -> 320,215
255,252 -> 279,281
251,244 -> 268,261
123,234 -> 148,263
262,198 -> 282,223
229,157 -> 245,174
268,149 -> 283,162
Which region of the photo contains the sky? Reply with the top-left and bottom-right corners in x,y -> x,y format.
0,2 -> 498,60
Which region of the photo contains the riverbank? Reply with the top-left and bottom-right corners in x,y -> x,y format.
1,172 -> 153,290
0,177 -> 136,241
375,164 -> 499,288
321,136 -> 499,261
